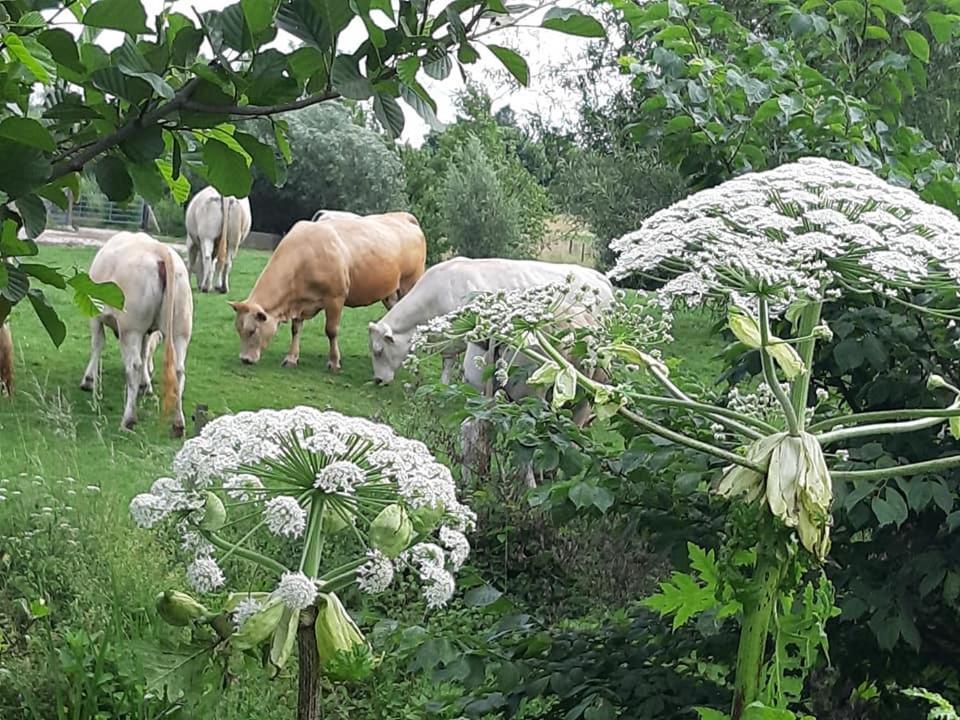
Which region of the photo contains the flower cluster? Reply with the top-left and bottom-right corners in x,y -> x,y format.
130,407 -> 475,613
609,157 -> 960,312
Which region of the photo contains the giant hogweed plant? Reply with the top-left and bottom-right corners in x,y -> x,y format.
127,407 -> 474,720
413,157 -> 960,719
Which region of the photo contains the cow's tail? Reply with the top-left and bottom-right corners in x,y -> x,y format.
160,248 -> 179,417
0,322 -> 13,397
215,195 -> 230,265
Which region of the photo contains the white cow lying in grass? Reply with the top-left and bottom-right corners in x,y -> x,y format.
80,232 -> 193,436
368,257 -> 613,385
185,185 -> 252,294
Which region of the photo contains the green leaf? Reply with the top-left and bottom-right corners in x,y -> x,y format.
0,117 -> 56,152
156,159 -> 190,203
924,11 -> 955,43
4,34 -> 53,84
235,132 -> 279,184
120,125 -> 164,163
931,480 -> 954,514
16,195 -> 47,239
94,156 -> 133,202
19,263 -> 66,289
400,83 -> 443,130
396,56 -> 420,85
903,30 -> 930,62
373,93 -> 405,139
694,709 -> 729,720
458,42 -> 479,64
0,220 -> 37,257
422,48 -> 452,80
864,25 -> 891,40
464,585 -> 502,607
68,272 -> 124,313
833,337 -> 863,371
331,54 -> 373,99
242,0 -> 279,33
1,264 -> 28,303
27,289 -> 66,347
884,487 -> 909,527
83,0 -> 151,35
487,44 -> 529,86
202,139 -> 252,197
541,7 -> 605,37
664,115 -> 695,133
870,0 -> 905,15
37,29 -> 85,73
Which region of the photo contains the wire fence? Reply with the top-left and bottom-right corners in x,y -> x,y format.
46,196 -> 153,232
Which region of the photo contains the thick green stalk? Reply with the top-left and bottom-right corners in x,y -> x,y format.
758,298 -> 801,435
789,302 -> 822,431
731,546 -> 783,720
300,497 -> 325,578
832,454 -> 960,481
809,406 -> 960,433
202,530 -> 288,576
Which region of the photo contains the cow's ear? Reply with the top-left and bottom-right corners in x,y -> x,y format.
382,326 -> 394,342
227,301 -> 244,314
254,310 -> 268,323
367,321 -> 377,331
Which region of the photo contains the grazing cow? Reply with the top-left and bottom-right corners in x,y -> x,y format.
229,213 -> 426,371
311,209 -> 360,222
368,257 -> 614,385
80,232 -> 193,436
185,186 -> 252,294
0,321 -> 12,396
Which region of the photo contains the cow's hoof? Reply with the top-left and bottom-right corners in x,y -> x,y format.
327,361 -> 341,373
200,287 -> 210,294
120,419 -> 136,432
281,357 -> 299,368
216,286 -> 227,294
139,383 -> 153,396
171,423 -> 184,439
79,377 -> 94,392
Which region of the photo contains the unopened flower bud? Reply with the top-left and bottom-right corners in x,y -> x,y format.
156,590 -> 208,627
314,592 -> 371,682
812,324 -> 833,341
368,504 -> 413,558
928,374 -> 951,392
231,598 -> 285,650
199,492 -> 226,531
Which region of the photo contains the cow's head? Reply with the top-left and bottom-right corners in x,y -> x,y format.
368,320 -> 408,385
229,301 -> 279,364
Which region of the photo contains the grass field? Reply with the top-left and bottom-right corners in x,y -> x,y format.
0,243 -> 726,718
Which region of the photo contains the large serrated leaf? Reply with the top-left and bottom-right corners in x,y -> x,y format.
16,195 -> 47,239
486,44 -> 529,86
83,0 -> 151,35
0,117 -> 56,152
373,93 -> 405,138
541,7 -> 605,37
235,131 -> 280,184
27,289 -> 66,346
4,34 -> 53,84
202,139 -> 252,197
331,54 -> 373,99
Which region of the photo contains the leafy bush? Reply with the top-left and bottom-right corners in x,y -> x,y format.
441,138 -> 528,259
249,103 -> 408,235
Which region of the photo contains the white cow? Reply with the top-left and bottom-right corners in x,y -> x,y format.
185,186 -> 252,294
80,232 -> 193,436
368,257 -> 614,385
312,209 -> 361,222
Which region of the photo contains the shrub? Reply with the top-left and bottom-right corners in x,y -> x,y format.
441,138 -> 528,259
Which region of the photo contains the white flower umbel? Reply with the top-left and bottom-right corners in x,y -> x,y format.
609,157 -> 960,311
356,549 -> 395,594
232,597 -> 262,629
263,496 -> 307,538
314,461 -> 366,495
186,556 -> 225,593
135,407 -> 475,633
276,571 -> 317,610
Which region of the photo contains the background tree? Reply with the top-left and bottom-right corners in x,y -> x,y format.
0,0 -> 603,341
249,103 -> 407,235
441,136 -> 527,259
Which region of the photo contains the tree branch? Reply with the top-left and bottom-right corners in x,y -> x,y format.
181,90 -> 341,117
48,77 -> 204,183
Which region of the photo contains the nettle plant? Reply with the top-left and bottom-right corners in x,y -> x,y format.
415,157 -> 960,720
128,406 -> 474,720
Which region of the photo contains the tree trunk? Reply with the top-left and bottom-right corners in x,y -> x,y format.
461,416 -> 492,486
297,613 -> 320,720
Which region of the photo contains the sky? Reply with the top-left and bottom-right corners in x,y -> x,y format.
119,0 -> 623,146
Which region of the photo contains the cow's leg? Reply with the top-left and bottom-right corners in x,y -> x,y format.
199,239 -> 215,293
216,254 -> 233,295
282,319 -> 303,368
441,352 -> 459,384
170,333 -> 188,438
187,239 -> 200,289
119,331 -> 144,431
80,317 -> 105,391
324,301 -> 344,372
139,332 -> 156,395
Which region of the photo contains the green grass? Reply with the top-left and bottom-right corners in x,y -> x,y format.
0,245 -> 414,478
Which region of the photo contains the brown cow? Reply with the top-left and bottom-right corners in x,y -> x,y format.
0,321 -> 12,396
229,212 -> 426,371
